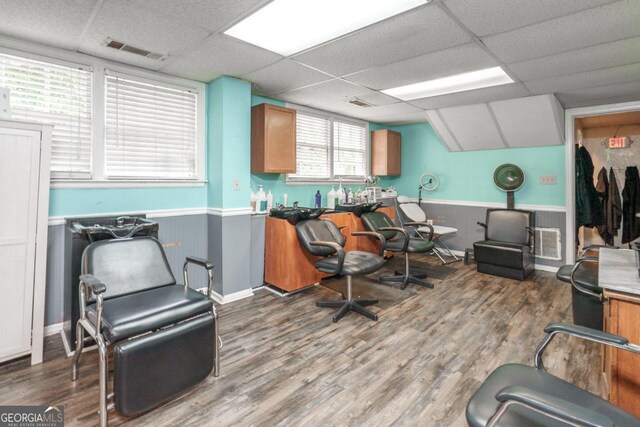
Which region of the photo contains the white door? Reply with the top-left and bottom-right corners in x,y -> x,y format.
0,128 -> 41,360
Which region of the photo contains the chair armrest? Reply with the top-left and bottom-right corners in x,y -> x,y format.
570,257 -> 601,299
477,221 -> 487,229
79,274 -> 106,295
352,231 -> 387,256
310,240 -> 345,274
534,322 -> 640,370
378,226 -> 410,252
490,386 -> 613,427
405,222 -> 434,239
186,256 -> 214,270
183,256 -> 215,297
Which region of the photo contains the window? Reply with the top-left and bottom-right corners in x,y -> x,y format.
289,109 -> 367,182
105,72 -> 198,179
0,52 -> 92,179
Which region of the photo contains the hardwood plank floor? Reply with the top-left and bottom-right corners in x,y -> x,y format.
0,259 -> 602,426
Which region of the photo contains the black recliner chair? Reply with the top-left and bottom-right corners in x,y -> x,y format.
466,322 -> 640,426
556,245 -> 606,331
296,218 -> 386,323
71,237 -> 219,426
474,209 -> 535,281
361,210 -> 435,290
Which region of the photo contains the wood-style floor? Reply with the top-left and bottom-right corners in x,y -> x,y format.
0,259 -> 602,426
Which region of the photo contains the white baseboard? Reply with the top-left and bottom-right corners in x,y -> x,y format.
43,322 -> 63,337
197,287 -> 255,304
534,264 -> 560,273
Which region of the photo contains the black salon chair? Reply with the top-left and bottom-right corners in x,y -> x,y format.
474,209 -> 535,281
70,237 -> 219,426
361,210 -> 435,290
466,323 -> 640,426
296,218 -> 386,323
556,245 -> 607,331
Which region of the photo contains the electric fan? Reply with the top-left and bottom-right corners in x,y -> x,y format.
493,163 -> 525,209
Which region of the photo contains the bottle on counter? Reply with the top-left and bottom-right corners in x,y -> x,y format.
315,190 -> 321,208
283,193 -> 288,208
327,186 -> 336,209
250,189 -> 257,212
256,185 -> 267,213
347,188 -> 354,204
337,179 -> 346,205
266,190 -> 273,211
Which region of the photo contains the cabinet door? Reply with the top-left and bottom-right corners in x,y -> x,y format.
265,106 -> 296,173
386,131 -> 401,176
0,128 -> 41,360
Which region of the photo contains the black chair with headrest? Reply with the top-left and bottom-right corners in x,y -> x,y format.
466,322 -> 640,426
70,236 -> 219,426
474,209 -> 535,281
296,218 -> 386,323
360,210 -> 435,290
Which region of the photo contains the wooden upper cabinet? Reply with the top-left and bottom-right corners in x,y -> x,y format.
371,129 -> 401,176
251,103 -> 297,173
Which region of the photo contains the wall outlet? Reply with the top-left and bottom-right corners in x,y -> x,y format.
426,219 -> 433,226
539,175 -> 557,185
232,177 -> 240,191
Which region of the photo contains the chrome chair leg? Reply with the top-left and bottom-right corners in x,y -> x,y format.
213,307 -> 220,377
71,320 -> 85,381
97,335 -> 108,427
316,276 -> 379,323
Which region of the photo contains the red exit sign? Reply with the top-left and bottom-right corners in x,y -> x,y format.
608,137 -> 628,149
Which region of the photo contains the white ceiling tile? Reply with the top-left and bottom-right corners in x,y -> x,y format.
276,79 -> 367,109
351,91 -> 401,106
343,43 -> 497,90
439,104 -> 506,151
0,0 -> 97,50
509,36 -> 640,81
293,4 -> 470,76
371,110 -> 429,125
242,60 -> 332,96
79,0 -> 211,70
556,80 -> 640,108
482,0 -> 640,63
444,0 -> 617,37
408,83 -> 531,110
524,62 -> 640,94
314,102 -> 425,124
160,35 -> 283,82
130,0 -> 269,32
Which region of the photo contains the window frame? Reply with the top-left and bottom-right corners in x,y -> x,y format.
0,42 -> 206,188
286,103 -> 369,185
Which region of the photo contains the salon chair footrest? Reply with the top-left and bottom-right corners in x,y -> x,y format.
113,314 -> 214,417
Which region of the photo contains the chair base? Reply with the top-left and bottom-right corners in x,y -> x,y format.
316,298 -> 378,323
380,274 -> 434,290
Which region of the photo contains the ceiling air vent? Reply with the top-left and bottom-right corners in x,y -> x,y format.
348,98 -> 374,107
106,38 -> 165,61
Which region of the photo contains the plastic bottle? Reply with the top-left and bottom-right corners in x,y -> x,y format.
347,188 -> 354,204
315,190 -> 321,208
256,185 -> 267,213
327,186 -> 336,209
283,193 -> 288,208
266,190 -> 273,211
250,189 -> 256,212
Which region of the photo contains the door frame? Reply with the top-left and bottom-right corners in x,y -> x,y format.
564,100 -> 640,264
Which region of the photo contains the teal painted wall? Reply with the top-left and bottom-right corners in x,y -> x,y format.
207,76 -> 252,209
380,123 -> 566,206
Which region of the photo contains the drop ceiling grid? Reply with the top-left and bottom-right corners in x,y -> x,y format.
242,59 -> 334,96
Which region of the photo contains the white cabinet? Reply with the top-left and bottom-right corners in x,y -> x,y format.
0,120 -> 52,365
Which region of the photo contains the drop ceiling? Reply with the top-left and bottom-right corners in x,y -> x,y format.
0,0 -> 639,125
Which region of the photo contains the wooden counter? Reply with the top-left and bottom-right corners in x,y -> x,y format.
264,207 -> 395,292
599,248 -> 640,417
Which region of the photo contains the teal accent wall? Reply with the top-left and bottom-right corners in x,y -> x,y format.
207,76 -> 252,209
380,123 -> 566,206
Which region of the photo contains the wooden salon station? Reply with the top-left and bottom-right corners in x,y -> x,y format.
598,248 -> 640,417
264,206 -> 395,292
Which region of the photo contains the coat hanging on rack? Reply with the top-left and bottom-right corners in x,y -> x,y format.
596,167 -> 612,245
576,145 -> 604,228
621,166 -> 640,244
608,167 -> 623,240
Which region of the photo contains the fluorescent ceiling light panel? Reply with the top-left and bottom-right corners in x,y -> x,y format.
225,0 -> 428,56
382,67 -> 514,100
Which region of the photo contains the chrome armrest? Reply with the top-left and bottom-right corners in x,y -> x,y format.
352,231 -> 387,256
79,274 -> 106,332
183,256 -> 215,298
405,221 -> 434,240
570,256 -> 601,299
310,240 -> 345,274
378,226 -> 410,252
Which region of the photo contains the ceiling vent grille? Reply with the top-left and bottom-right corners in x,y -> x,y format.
348,98 -> 374,107
106,38 -> 165,61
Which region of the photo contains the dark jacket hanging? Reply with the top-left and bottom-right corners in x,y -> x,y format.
575,145 -> 604,228
608,167 -> 623,238
596,167 -> 612,245
621,166 -> 640,244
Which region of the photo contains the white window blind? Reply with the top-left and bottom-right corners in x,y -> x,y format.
105,73 -> 198,179
0,52 -> 92,178
333,120 -> 366,178
290,113 -> 331,179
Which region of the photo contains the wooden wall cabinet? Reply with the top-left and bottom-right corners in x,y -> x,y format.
371,129 -> 401,176
603,291 -> 640,418
251,103 -> 297,173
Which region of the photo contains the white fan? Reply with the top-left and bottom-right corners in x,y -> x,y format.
420,172 -> 440,192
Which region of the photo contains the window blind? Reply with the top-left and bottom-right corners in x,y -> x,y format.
105,73 -> 198,179
0,52 -> 92,178
290,113 -> 331,179
333,121 -> 366,178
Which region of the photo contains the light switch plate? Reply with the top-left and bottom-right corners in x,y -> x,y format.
232,177 -> 240,191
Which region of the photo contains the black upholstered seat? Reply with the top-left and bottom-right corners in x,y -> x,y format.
86,285 -> 212,343
556,263 -> 601,293
467,363 -> 638,427
557,253 -> 604,330
361,210 -> 435,290
316,251 -> 385,276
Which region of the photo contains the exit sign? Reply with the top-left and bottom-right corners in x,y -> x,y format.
608,137 -> 628,149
